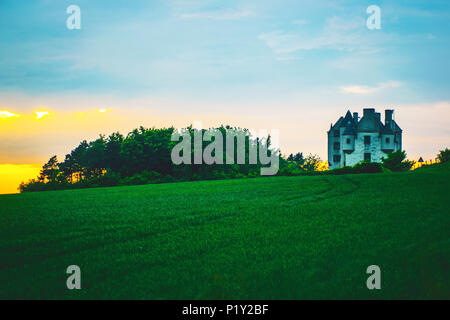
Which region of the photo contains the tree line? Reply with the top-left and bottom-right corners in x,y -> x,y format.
19,125 -> 292,192
19,124 -> 436,193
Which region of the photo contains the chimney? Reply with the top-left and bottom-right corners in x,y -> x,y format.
385,109 -> 393,128
375,112 -> 381,123
363,108 -> 375,117
353,112 -> 358,122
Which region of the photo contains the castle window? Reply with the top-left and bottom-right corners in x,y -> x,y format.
385,137 -> 390,143
333,130 -> 340,137
364,136 -> 371,145
346,138 -> 351,144
333,155 -> 341,162
333,142 -> 340,150
364,153 -> 371,162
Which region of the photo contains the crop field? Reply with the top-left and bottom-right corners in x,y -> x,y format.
0,164 -> 449,299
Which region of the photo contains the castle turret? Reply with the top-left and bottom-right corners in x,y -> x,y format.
381,109 -> 397,152
342,120 -> 356,153
381,113 -> 394,152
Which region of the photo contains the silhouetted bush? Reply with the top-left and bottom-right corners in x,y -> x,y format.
352,161 -> 383,173
327,162 -> 382,175
329,166 -> 354,175
437,148 -> 450,163
382,150 -> 415,172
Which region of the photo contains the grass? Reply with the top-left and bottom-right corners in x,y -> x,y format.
0,164 -> 449,299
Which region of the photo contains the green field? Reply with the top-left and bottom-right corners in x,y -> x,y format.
0,164 -> 449,299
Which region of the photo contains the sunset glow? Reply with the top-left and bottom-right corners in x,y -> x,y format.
0,164 -> 41,194
0,1 -> 449,195
0,110 -> 20,118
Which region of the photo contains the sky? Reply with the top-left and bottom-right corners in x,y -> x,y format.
0,0 -> 449,193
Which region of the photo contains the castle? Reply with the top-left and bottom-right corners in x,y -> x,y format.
327,108 -> 402,169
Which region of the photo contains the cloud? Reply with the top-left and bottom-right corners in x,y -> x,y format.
325,15 -> 365,31
292,19 -> 307,25
258,31 -> 313,54
340,81 -> 402,94
35,111 -> 49,120
276,56 -> 295,62
178,9 -> 254,20
258,16 -> 366,54
0,110 -> 21,118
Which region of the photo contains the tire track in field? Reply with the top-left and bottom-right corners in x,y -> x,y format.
279,177 -> 335,202
280,175 -> 361,207
0,196 -> 248,257
0,179 -> 326,263
1,201 -> 270,272
0,176 -> 361,272
72,219 -> 287,298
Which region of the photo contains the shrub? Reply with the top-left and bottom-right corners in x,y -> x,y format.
329,166 -> 354,175
98,171 -> 121,187
278,162 -> 304,176
437,148 -> 450,163
141,170 -> 163,183
327,162 -> 382,175
160,174 -> 176,183
382,150 -> 415,172
120,173 -> 146,186
352,161 -> 383,173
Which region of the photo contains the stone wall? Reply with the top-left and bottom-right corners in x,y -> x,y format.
344,132 -> 387,167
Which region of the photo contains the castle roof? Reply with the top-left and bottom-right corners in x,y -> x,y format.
343,120 -> 356,135
331,110 -> 357,129
333,116 -> 344,128
392,120 -> 402,132
342,110 -> 356,127
381,124 -> 394,134
357,109 -> 383,132
331,108 -> 401,135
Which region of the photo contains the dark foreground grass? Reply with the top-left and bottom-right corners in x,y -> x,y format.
0,164 -> 449,299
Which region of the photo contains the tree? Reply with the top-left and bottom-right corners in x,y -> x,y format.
58,156 -> 74,183
18,124 -> 282,192
287,152 -> 304,163
85,135 -> 107,177
120,127 -> 176,176
302,154 -> 321,172
437,148 -> 450,163
293,152 -> 304,164
69,140 -> 89,181
105,132 -> 124,172
381,150 -> 415,172
39,156 -> 59,182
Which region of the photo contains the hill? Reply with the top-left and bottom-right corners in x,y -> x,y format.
0,164 -> 449,299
